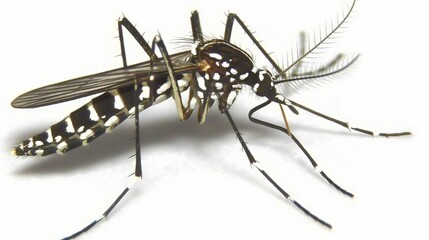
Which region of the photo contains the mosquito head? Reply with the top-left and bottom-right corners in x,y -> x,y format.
251,68 -> 276,97
250,68 -> 299,114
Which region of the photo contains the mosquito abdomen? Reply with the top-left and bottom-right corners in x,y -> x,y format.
11,78 -> 179,157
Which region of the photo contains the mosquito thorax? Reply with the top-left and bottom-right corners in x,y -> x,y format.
194,40 -> 255,79
192,39 -> 278,107
191,39 -> 257,111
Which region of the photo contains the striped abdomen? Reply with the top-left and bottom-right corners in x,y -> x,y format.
12,75 -> 189,156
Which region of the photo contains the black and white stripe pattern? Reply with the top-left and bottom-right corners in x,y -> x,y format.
252,162 -> 332,228
12,75 -> 190,156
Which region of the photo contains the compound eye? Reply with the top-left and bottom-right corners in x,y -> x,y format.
257,68 -> 272,81
253,69 -> 275,96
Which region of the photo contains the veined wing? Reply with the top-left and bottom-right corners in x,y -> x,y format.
11,51 -> 196,108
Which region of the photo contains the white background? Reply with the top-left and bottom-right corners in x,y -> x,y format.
0,0 -> 427,239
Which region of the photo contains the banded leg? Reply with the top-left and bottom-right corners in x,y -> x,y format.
189,11 -> 218,123
115,28 -> 195,121
289,100 -> 411,137
221,103 -> 331,228
133,78 -> 143,177
62,78 -> 143,240
249,100 -> 353,197
62,176 -> 140,240
63,82 -> 145,240
119,16 -> 196,120
222,13 -> 299,117
63,18 -> 150,239
153,35 -> 194,120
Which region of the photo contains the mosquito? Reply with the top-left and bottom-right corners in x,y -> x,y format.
10,0 -> 410,238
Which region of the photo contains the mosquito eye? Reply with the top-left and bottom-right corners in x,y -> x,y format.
258,72 -> 267,82
248,68 -> 277,98
256,69 -> 272,81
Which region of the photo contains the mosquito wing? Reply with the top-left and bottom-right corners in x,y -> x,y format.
11,51 -> 196,108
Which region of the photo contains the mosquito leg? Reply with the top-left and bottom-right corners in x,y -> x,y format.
190,11 -> 204,43
62,78 -> 144,239
63,18 -> 150,239
133,77 -> 143,177
289,99 -> 411,137
117,18 -> 128,67
224,13 -> 284,75
222,104 -> 332,228
62,176 -> 140,240
153,35 -> 192,120
249,100 -> 353,197
117,16 -> 159,64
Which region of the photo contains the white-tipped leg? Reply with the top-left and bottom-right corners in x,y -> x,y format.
62,175 -> 140,240
223,105 -> 332,228
289,100 -> 411,137
252,161 -> 332,228
249,100 -> 354,197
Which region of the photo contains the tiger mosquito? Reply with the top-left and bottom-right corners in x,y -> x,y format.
10,0 -> 410,238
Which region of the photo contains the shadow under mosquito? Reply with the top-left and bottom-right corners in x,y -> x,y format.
9,109 -> 362,177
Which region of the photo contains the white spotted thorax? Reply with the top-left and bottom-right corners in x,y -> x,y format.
192,39 -> 289,116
